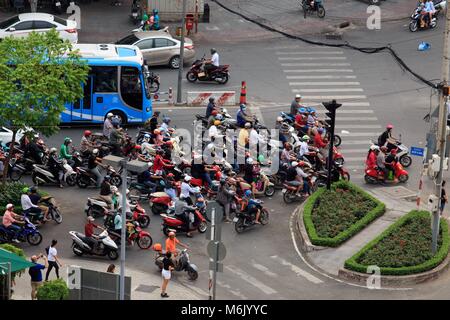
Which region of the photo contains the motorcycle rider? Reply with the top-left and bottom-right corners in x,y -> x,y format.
243,190 -> 261,224
180,175 -> 199,205
103,113 -> 114,139
48,147 -> 64,188
290,94 -> 303,117
84,216 -> 105,250
128,145 -> 148,162
109,119 -> 124,156
153,149 -> 172,175
216,179 -> 234,222
80,130 -> 95,158
21,187 -> 43,221
160,117 -> 171,135
2,204 -> 25,243
206,97 -> 217,118
173,198 -> 197,237
99,175 -> 113,209
377,146 -> 388,182
204,48 -> 220,78
24,136 -> 44,165
152,9 -> 160,30
28,187 -> 50,222
87,149 -> 106,188
285,161 -> 303,196
137,162 -> 157,193
377,124 -> 398,152
424,0 -> 436,27
385,149 -> 399,182
164,172 -> 177,200
366,145 -> 378,171
298,135 -> 311,159
280,143 -> 296,168
165,231 -> 189,257
145,111 -> 160,133
236,104 -> 253,128
60,137 -> 74,167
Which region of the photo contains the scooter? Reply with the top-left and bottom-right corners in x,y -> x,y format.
0,217 -> 42,246
409,5 -> 438,32
108,221 -> 153,249
103,202 -> 151,229
85,197 -> 110,218
153,246 -> 198,280
301,0 -> 325,18
233,199 -> 269,233
130,0 -> 142,24
31,160 -> 76,186
315,161 -> 350,188
364,161 -> 409,184
149,191 -> 172,215
39,196 -> 63,224
70,229 -> 119,260
186,56 -> 230,85
282,175 -> 316,204
160,208 -> 208,236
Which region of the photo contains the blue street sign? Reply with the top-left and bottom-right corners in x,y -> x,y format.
410,147 -> 424,157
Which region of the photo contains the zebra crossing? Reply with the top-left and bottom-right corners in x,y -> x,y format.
275,45 -> 382,178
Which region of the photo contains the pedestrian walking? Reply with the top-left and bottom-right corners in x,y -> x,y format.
45,239 -> 62,281
441,180 -> 448,215
29,253 -> 48,300
161,251 -> 174,298
107,264 -> 116,273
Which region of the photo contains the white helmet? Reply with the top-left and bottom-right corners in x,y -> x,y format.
147,162 -> 153,168
291,161 -> 299,167
107,113 -> 114,118
50,147 -> 57,154
246,157 -> 254,164
184,175 -> 192,182
92,148 -> 99,155
277,116 -> 283,122
370,145 -> 379,151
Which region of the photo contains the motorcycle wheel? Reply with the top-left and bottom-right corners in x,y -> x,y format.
186,71 -> 198,83
137,235 -> 153,249
31,173 -> 41,186
364,175 -> 376,184
333,135 -> 342,147
409,20 -> 418,32
260,209 -> 269,225
76,176 -> 89,188
398,174 -> 409,183
399,155 -> 412,168
66,174 -> 77,186
317,5 -> 325,18
197,221 -> 207,233
9,169 -> 23,182
341,172 -> 350,181
264,185 -> 276,197
108,250 -> 119,260
151,203 -> 165,215
27,232 -> 43,246
162,226 -> 170,236
129,188 -> 142,199
138,215 -> 151,228
215,73 -> 229,85
73,244 -> 84,256
431,20 -> 437,28
150,81 -> 160,93
187,269 -> 198,281
52,208 -> 63,224
283,191 -> 294,204
110,175 -> 122,187
235,218 -> 245,233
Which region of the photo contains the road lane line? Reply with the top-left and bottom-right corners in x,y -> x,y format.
343,157 -> 366,162
225,265 -> 277,295
339,102 -> 371,107
217,280 -> 248,299
279,57 -> 347,60
339,149 -> 370,153
335,124 -> 382,129
301,95 -> 367,99
283,69 -> 354,73
294,89 -> 364,93
281,63 -> 351,67
287,75 -> 357,79
340,132 -> 380,137
346,165 -> 365,169
276,51 -> 344,55
251,261 -> 278,277
316,110 -> 373,114
336,117 -> 378,121
270,255 -> 323,284
341,140 -> 372,145
289,82 -> 360,86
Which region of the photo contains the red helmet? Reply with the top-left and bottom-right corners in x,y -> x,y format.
134,145 -> 142,150
167,173 -> 175,178
386,124 -> 393,129
84,130 -> 92,136
390,149 -> 397,155
298,161 -> 305,166
211,110 -> 218,116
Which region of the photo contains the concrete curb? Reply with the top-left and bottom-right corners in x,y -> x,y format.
294,203 -> 328,253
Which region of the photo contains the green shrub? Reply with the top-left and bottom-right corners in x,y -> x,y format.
37,278 -> 69,300
303,181 -> 385,247
344,211 -> 450,276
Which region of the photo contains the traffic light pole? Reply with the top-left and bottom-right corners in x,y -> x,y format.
323,100 -> 341,190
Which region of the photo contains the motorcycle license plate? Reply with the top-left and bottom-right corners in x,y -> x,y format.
56,2 -> 61,6
198,72 -> 205,77
282,189 -> 287,194
132,12 -> 138,17
233,217 -> 239,222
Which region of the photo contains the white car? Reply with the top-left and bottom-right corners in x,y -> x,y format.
0,13 -> 78,43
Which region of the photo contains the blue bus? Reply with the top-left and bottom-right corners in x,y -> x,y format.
61,44 -> 152,124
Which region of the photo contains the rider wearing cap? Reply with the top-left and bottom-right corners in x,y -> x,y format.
60,137 -> 74,167
3,204 -> 24,243
290,94 -> 303,117
236,104 -> 253,128
103,113 -> 114,139
180,175 -> 199,206
80,130 -> 95,157
165,231 -> 189,257
85,216 -> 105,249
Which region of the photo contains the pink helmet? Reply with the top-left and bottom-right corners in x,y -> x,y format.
386,124 -> 393,129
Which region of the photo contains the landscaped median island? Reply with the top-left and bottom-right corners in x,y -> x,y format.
303,181 -> 385,247
344,210 -> 450,276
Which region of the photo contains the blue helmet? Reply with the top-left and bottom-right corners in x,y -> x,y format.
308,107 -> 316,113
144,133 -> 151,139
298,107 -> 306,114
111,118 -> 120,126
244,190 -> 252,197
240,104 -> 246,110
163,117 -> 171,124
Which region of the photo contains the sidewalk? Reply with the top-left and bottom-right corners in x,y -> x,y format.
10,257 -> 204,300
301,183 -> 443,276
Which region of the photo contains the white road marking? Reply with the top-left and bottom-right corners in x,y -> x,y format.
294,88 -> 364,93
206,26 -> 220,31
278,57 -> 347,60
217,280 -> 248,299
340,132 -> 381,137
225,265 -> 277,295
339,149 -> 371,153
345,164 -> 365,169
339,102 -> 371,107
289,82 -> 360,86
336,117 -> 378,121
251,262 -> 278,277
270,255 -> 323,284
287,75 -> 357,79
343,157 -> 366,162
276,51 -> 344,55
315,109 -> 373,114
281,63 -> 351,67
341,140 -> 372,145
335,124 -> 382,129
301,95 -> 367,99
283,69 -> 354,73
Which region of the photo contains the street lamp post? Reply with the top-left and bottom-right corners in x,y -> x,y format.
176,0 -> 187,104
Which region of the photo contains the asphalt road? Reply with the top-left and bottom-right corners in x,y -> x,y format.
10,1 -> 450,299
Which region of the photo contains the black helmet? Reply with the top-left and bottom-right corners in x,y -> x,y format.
209,97 -> 215,102
210,48 -> 217,54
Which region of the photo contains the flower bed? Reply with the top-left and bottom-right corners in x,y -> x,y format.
344,210 -> 450,276
303,181 -> 385,247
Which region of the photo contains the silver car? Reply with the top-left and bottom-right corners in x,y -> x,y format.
115,31 -> 195,69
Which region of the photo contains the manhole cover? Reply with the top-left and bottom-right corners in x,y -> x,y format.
377,186 -> 416,199
135,284 -> 159,293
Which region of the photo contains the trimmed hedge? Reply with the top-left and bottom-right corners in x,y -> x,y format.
344,210 -> 450,276
303,181 -> 385,247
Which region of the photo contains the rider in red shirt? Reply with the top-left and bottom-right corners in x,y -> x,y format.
366,146 -> 378,170
313,128 -> 327,149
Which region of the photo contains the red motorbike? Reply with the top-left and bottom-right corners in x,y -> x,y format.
160,208 -> 208,236
186,56 -> 230,85
364,161 -> 409,184
128,202 -> 151,228
109,221 -> 153,250
149,191 -> 172,215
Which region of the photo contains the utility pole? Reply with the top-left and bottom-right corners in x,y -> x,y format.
119,159 -> 128,300
176,0 -> 187,104
432,3 -> 450,254
323,99 -> 342,190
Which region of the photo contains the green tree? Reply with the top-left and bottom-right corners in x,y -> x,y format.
0,29 -> 88,182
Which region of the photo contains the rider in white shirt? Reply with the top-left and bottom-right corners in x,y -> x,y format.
205,48 -> 220,77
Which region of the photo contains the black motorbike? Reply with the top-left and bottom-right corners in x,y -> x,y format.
130,0 -> 142,24
233,200 -> 269,233
301,0 -> 325,18
409,5 -> 438,32
39,196 -> 63,224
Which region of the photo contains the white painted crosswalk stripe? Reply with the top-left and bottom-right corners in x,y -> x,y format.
251,262 -> 278,277
284,69 -> 354,73
289,82 -> 360,86
302,95 -> 367,99
270,256 -> 323,284
287,75 -> 357,79
336,117 -> 378,121
278,57 -> 347,60
346,165 -> 365,170
294,88 -> 364,93
316,109 -> 373,114
344,157 -> 366,162
338,149 -> 370,153
276,51 -> 344,55
225,265 -> 277,295
341,140 -> 373,145
335,124 -> 382,129
340,132 -> 380,137
281,63 -> 351,67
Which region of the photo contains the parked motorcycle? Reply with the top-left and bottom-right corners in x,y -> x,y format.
186,56 -> 230,84
0,217 -> 42,246
154,246 -> 198,280
233,199 -> 269,233
70,229 -> 119,260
